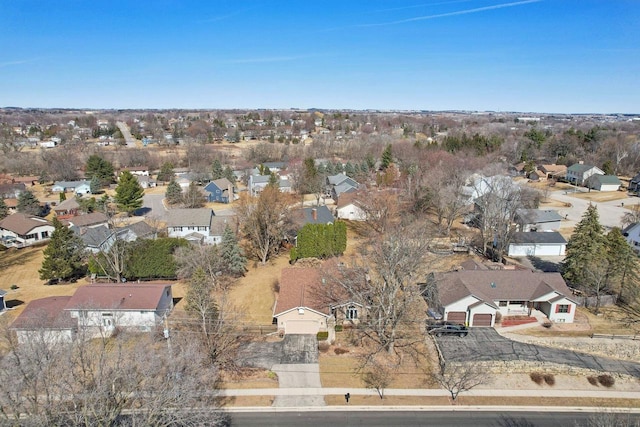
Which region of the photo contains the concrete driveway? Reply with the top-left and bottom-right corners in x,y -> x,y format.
436,328 -> 640,377
238,334 -> 324,407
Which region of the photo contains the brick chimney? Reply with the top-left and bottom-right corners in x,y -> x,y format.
312,208 -> 317,221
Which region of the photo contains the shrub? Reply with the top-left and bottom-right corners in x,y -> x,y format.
543,374 -> 555,386
597,374 -> 615,388
530,372 -> 544,385
542,321 -> 552,329
267,371 -> 277,380
334,347 -> 349,355
317,331 -> 329,341
587,376 -> 599,386
10,284 -> 18,290
271,279 -> 280,293
495,312 -> 502,324
335,325 -> 343,332
318,341 -> 330,352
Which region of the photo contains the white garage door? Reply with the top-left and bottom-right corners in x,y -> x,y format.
285,320 -> 320,335
509,244 -> 565,257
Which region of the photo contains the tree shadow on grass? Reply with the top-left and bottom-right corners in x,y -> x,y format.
0,248 -> 39,272
5,299 -> 24,309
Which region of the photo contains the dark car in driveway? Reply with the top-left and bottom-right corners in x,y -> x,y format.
427,322 -> 468,337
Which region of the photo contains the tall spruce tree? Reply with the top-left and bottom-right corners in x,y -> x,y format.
219,225 -> 247,276
0,198 -> 8,220
39,217 -> 86,282
85,155 -> 114,186
562,204 -> 606,286
606,227 -> 640,303
157,162 -> 175,182
165,178 -> 183,205
381,144 -> 393,170
211,159 -> 224,180
17,189 -> 41,216
114,170 -> 144,215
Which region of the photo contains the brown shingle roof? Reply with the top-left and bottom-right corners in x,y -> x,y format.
167,208 -> 214,228
10,296 -> 77,330
0,213 -> 51,235
274,268 -> 330,316
65,283 -> 172,311
436,270 -> 573,306
63,212 -> 109,228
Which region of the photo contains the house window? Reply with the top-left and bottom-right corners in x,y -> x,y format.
41,231 -> 49,238
346,305 -> 358,320
556,304 -> 570,313
25,233 -> 37,240
188,226 -> 195,231
499,301 -> 508,307
511,300 -> 525,306
174,226 -> 183,232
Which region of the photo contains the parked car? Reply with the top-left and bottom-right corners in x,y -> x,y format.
427,322 -> 468,337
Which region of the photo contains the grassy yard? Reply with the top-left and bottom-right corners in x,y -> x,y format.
0,246 -> 85,321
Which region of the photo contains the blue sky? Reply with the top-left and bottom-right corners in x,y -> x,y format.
1,0 -> 638,113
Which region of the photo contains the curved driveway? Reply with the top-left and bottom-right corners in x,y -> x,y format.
436,328 -> 640,377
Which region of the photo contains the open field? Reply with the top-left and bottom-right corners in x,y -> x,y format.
570,191 -> 631,203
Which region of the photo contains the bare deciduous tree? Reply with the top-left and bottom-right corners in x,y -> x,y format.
431,363 -> 486,401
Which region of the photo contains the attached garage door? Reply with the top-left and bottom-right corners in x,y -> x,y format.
472,313 -> 492,327
446,312 -> 466,325
285,320 -> 320,335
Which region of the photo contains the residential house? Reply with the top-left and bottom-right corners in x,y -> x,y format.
53,197 -> 80,218
293,205 -> 335,228
116,220 -> 157,242
11,176 -> 39,186
3,198 -> 18,214
167,208 -> 223,244
585,175 -> 622,192
10,296 -> 77,344
248,174 -> 291,196
273,267 -> 363,336
135,175 -> 156,189
204,178 -> 234,203
622,223 -> 640,253
430,269 -> 577,327
63,212 -> 109,229
507,232 -> 567,257
120,166 -> 149,177
74,224 -> 115,253
326,173 -> 359,201
64,283 -> 174,336
538,164 -> 567,180
0,183 -> 26,199
335,192 -> 367,221
0,213 -> 54,248
566,163 -> 604,186
52,180 -> 91,194
515,209 -> 562,232
39,140 -> 57,148
0,289 -> 6,312
629,172 -> 640,193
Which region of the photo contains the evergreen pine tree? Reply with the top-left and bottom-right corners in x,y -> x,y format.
334,162 -> 344,173
562,204 -> 606,287
39,217 -> 86,282
85,155 -> 114,186
606,227 -> 640,303
344,162 -> 356,177
157,162 -> 175,182
223,166 -> 235,184
114,170 -> 144,215
220,225 -> 247,276
17,189 -> 41,216
267,172 -> 279,188
211,159 -> 224,180
89,175 -> 101,194
381,144 -> 393,170
165,178 -> 183,205
0,198 -> 8,220
59,191 -> 67,203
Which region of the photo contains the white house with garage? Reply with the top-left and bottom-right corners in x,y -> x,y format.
508,232 -> 567,257
430,269 -> 577,327
515,209 -> 562,232
273,266 -> 364,338
335,192 -> 367,221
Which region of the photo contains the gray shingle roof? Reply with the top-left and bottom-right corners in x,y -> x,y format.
516,209 -> 563,224
166,208 -> 214,227
511,232 -> 567,245
567,163 -> 596,174
590,175 -> 621,185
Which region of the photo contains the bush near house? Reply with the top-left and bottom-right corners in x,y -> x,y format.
290,221 -> 347,261
125,238 -> 189,280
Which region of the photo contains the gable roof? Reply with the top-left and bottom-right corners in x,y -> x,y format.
167,208 -> 214,227
65,283 -> 172,311
53,180 -> 90,189
117,220 -> 155,238
210,215 -> 234,236
64,212 -> 109,228
589,174 -> 622,185
204,178 -> 233,192
0,213 -> 51,235
274,268 -> 330,316
567,163 -> 598,174
53,197 -> 80,212
538,164 -> 567,175
515,209 -> 563,224
292,205 -> 334,227
10,296 -> 77,330
336,192 -> 363,209
511,232 -> 567,245
436,270 -> 573,307
72,224 -> 113,248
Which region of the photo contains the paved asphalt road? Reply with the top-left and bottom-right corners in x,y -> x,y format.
115,121 -> 139,148
549,188 -> 632,229
229,410 -> 640,426
141,194 -> 167,221
436,328 -> 640,377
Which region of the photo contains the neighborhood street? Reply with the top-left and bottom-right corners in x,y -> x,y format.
548,189 -> 633,229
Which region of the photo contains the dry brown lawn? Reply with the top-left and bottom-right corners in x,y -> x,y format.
570,191 -> 630,203
512,306 -> 640,338
0,246 -> 85,321
218,395 -> 274,407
